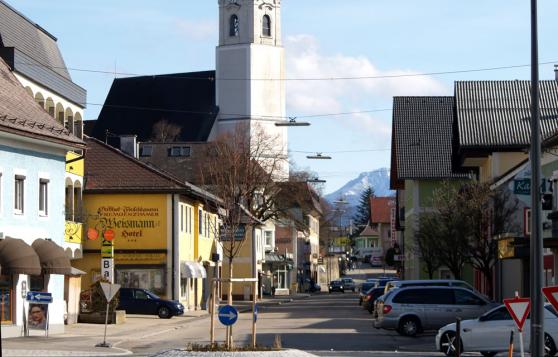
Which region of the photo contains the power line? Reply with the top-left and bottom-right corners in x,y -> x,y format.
15,59 -> 558,82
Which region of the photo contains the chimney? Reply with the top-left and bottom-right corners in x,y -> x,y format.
119,135 -> 138,158
555,65 -> 558,81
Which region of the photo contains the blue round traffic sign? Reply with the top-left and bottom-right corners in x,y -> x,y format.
218,305 -> 238,326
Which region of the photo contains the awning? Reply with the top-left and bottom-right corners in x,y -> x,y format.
181,261 -> 207,278
0,237 -> 41,275
31,239 -> 72,275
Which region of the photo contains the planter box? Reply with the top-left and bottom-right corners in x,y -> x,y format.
78,310 -> 126,324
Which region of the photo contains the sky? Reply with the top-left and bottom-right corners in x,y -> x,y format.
7,0 -> 558,194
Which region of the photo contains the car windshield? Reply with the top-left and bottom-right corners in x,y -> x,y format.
546,305 -> 558,318
361,283 -> 375,291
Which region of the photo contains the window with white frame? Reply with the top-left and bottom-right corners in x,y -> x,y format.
180,205 -> 185,232
38,179 -> 49,216
14,175 -> 25,214
264,230 -> 273,248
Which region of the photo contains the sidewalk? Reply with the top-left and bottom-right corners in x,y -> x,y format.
2,310 -> 208,356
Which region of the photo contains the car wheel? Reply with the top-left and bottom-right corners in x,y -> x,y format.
398,317 -> 421,337
158,306 -> 172,319
545,333 -> 557,357
480,352 -> 497,357
440,331 -> 461,356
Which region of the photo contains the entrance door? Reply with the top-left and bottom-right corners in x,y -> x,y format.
0,275 -> 13,322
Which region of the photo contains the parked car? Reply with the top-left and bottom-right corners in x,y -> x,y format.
329,280 -> 344,293
375,286 -> 496,337
309,281 -> 321,293
358,282 -> 377,305
374,277 -> 399,289
117,288 -> 184,319
384,279 -> 476,295
362,287 -> 385,314
436,304 -> 558,356
342,278 -> 356,292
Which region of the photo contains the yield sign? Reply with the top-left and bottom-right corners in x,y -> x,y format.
542,286 -> 558,312
100,282 -> 121,302
504,296 -> 531,332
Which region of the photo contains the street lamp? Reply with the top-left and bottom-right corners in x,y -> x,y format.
307,177 -> 326,183
275,117 -> 311,127
306,153 -> 332,160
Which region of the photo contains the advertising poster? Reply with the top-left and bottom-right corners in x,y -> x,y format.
28,303 -> 48,330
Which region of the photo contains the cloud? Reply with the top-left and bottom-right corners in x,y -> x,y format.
175,19 -> 217,41
285,34 -> 448,142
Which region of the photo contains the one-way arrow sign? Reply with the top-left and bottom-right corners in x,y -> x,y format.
503,296 -> 531,332
218,305 -> 238,326
26,291 -> 53,304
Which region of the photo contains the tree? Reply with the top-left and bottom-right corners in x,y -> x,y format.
151,119 -> 181,142
415,212 -> 443,279
351,186 -> 374,237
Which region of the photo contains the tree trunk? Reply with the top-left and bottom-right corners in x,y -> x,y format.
228,256 -> 233,305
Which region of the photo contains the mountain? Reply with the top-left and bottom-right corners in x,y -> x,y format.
324,168 -> 394,225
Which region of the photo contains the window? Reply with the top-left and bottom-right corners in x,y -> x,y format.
29,275 -> 45,292
0,275 -> 13,322
483,306 -> 512,321
265,231 -> 273,247
134,289 -> 150,300
230,14 -> 239,37
180,205 -> 185,232
262,15 -> 271,37
393,288 -> 453,305
189,207 -> 193,234
454,289 -> 485,305
169,146 -> 191,157
14,175 -> 25,214
199,209 -> 203,236
140,145 -> 153,157
39,179 -> 49,216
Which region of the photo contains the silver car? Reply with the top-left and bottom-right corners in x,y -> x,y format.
375,286 -> 497,337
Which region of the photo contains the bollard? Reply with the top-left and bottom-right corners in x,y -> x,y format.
455,317 -> 461,357
508,330 -> 514,357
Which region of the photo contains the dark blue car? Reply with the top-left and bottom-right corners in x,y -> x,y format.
117,288 -> 184,319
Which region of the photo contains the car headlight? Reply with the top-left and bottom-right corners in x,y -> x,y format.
176,304 -> 183,308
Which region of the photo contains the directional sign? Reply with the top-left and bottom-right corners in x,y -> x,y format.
100,283 -> 121,302
504,297 -> 531,332
254,304 -> 258,323
542,286 -> 558,312
218,305 -> 238,326
26,291 -> 53,304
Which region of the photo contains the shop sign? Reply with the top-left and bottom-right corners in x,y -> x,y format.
513,178 -> 549,195
102,258 -> 114,283
498,237 -> 516,259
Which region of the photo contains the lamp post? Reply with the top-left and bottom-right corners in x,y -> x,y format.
529,0 -> 544,355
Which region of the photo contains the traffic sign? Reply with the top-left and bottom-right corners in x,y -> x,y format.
26,291 -> 53,304
218,305 -> 238,326
504,296 -> 531,332
542,286 -> 558,311
101,258 -> 114,283
100,283 -> 121,302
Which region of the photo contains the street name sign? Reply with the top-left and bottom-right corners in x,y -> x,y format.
503,296 -> 531,332
100,283 -> 121,302
26,291 -> 52,304
218,305 -> 238,326
542,286 -> 558,312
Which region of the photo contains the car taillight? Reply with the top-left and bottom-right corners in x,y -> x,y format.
383,305 -> 392,314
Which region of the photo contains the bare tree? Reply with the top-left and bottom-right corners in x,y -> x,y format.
151,119 -> 181,142
415,212 -> 443,279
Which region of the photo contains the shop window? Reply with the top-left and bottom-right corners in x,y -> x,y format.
29,275 -> 45,292
0,275 -> 12,322
117,268 -> 165,296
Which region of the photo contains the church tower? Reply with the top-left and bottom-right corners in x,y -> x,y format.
212,0 -> 288,177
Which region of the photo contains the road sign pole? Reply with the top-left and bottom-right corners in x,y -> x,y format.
508,330 -> 514,357
101,302 -> 110,346
210,280 -> 215,346
529,0 -> 544,356
519,329 -> 525,357
252,281 -> 257,349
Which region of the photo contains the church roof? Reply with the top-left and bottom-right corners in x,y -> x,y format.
89,71 -> 218,143
0,57 -> 84,148
0,0 -> 86,106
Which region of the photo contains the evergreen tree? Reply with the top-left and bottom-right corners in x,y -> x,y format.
351,186 -> 374,237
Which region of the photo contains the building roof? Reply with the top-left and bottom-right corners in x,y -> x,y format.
391,96 -> 467,185
0,57 -> 84,148
370,197 -> 395,224
358,223 -> 379,237
0,1 -> 86,106
455,80 -> 558,150
90,71 -> 217,143
83,136 -> 221,205
276,181 -> 323,217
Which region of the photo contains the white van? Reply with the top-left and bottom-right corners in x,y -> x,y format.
384,279 -> 475,295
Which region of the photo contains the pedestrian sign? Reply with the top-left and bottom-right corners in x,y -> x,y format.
503,296 -> 531,332
218,305 -> 238,326
26,291 -> 53,304
542,286 -> 558,312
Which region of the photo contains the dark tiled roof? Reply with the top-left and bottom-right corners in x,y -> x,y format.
84,136 -> 185,192
392,96 -> 466,180
0,57 -> 84,147
90,71 -> 217,142
276,182 -> 323,216
0,1 -> 86,106
370,197 -> 394,224
455,80 -> 558,149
